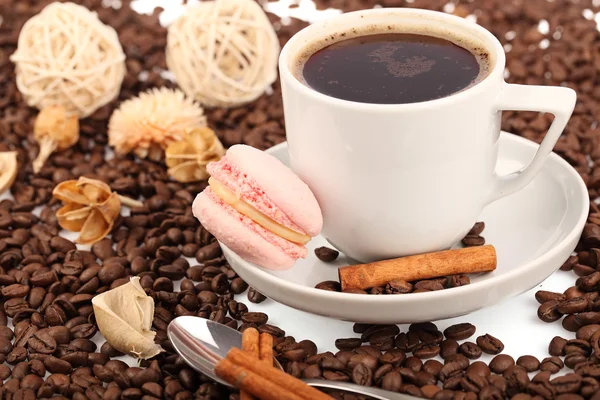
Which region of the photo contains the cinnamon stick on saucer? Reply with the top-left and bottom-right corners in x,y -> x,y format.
338,245 -> 496,291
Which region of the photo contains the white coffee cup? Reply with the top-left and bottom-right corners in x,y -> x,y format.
279,8 -> 576,263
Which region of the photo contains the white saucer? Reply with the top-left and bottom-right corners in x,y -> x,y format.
222,132 -> 589,324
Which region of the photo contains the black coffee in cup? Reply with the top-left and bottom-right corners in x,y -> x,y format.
294,31 -> 491,104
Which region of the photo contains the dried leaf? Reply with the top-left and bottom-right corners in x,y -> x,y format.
92,277 -> 163,359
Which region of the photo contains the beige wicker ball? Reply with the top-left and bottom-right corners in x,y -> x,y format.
10,2 -> 126,118
166,0 -> 280,108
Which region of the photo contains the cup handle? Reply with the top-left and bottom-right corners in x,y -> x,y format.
486,83 -> 576,204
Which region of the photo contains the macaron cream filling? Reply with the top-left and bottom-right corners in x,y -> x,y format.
208,177 -> 311,245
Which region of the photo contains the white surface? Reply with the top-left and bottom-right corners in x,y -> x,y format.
222,132 -> 589,323
278,9 -> 576,263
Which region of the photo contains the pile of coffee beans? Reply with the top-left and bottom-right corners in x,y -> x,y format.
1,0 -> 600,399
313,222 -> 483,294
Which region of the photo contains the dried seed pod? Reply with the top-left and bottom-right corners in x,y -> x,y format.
32,106 -> 79,173
92,277 -> 163,359
0,152 -> 18,193
165,127 -> 225,182
52,177 -> 142,245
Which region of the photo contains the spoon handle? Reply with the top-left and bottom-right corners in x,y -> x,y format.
302,379 -> 417,400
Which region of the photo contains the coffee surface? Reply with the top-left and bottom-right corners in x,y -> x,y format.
301,33 -> 488,104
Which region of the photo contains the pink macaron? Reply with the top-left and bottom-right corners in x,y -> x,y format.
192,145 -> 322,270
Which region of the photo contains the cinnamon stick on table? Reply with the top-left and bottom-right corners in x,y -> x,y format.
217,347 -> 333,400
241,328 -> 260,400
216,358 -> 306,400
259,332 -> 273,366
338,245 -> 496,291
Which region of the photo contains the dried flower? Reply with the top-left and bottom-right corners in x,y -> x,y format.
108,88 -> 207,159
165,127 -> 226,182
92,277 -> 163,359
0,152 -> 18,194
33,106 -> 79,173
52,177 -> 143,245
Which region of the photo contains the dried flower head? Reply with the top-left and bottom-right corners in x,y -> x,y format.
165,127 -> 225,182
108,88 -> 207,159
33,106 -> 79,173
53,177 -> 121,245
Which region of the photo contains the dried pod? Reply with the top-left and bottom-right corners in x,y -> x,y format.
52,177 -> 142,245
92,277 -> 163,359
165,127 -> 225,182
33,106 -> 79,173
0,152 -> 18,193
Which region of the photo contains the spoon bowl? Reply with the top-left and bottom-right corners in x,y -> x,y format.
168,316 -> 419,400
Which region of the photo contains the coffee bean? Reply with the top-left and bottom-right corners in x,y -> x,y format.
439,339 -> 459,360
7,347 -> 27,364
334,338 -> 361,350
44,304 -> 67,326
577,271 -> 600,291
141,382 -> 163,397
439,355 -> 468,380
395,331 -> 419,353
476,334 -> 504,355
444,323 -> 476,340
538,300 -> 563,322
536,290 -> 566,304
210,273 -> 229,294
302,364 -> 322,379
414,344 -> 440,359
385,280 -> 412,294
564,286 -> 585,300
314,280 -> 341,292
70,324 -> 97,339
241,312 -> 268,325
549,336 -> 568,356
0,364 -> 10,380
461,370 -> 488,393
550,373 -> 582,394
540,356 -> 564,373
21,374 -> 44,392
466,361 -> 490,378
503,365 -> 530,397
575,311 -> 600,325
421,384 -> 441,399
43,356 -> 72,374
459,342 -> 482,359
2,284 -> 30,298
516,355 -> 540,372
28,330 -> 57,354
351,363 -> 373,386
558,297 -> 589,314
489,354 -> 514,374
314,246 -> 339,262
230,277 -> 248,295
195,242 -> 222,262
248,287 -> 267,304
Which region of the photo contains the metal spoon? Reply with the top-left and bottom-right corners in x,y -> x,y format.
167,316 -> 416,400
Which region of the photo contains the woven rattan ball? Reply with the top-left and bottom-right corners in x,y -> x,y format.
166,0 -> 280,108
10,2 -> 126,118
